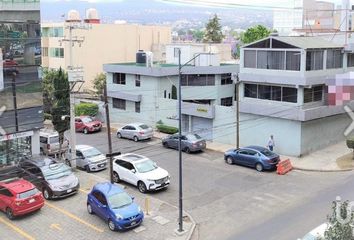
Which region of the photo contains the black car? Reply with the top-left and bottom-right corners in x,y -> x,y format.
19,158 -> 80,200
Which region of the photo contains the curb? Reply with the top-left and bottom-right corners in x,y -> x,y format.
292,166 -> 354,173
184,211 -> 197,240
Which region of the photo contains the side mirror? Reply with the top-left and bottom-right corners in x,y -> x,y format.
131,196 -> 135,201
131,169 -> 136,174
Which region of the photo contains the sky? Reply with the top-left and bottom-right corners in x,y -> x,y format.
40,0 -> 347,9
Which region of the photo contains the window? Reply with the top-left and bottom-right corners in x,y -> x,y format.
244,84 -> 258,98
164,90 -> 167,98
327,49 -> 343,69
135,102 -> 140,113
40,136 -> 48,144
42,47 -> 48,57
49,48 -> 64,58
113,73 -> 126,85
271,86 -> 282,101
258,85 -> 271,100
257,51 -> 285,70
282,87 -> 297,103
92,191 -> 107,205
286,51 -> 301,71
135,74 -> 141,87
112,98 -> 126,110
348,54 -> 354,67
0,187 -> 13,197
181,74 -> 215,86
306,50 -> 324,71
221,74 -> 233,85
244,50 -> 256,68
304,86 -> 323,103
174,48 -> 180,58
221,97 -> 233,106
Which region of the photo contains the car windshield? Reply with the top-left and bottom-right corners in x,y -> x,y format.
260,149 -> 274,157
81,117 -> 94,124
301,233 -> 316,240
49,136 -> 59,144
108,192 -> 133,209
186,134 -> 202,141
139,124 -> 149,129
17,188 -> 39,199
42,163 -> 72,180
82,147 -> 102,158
135,159 -> 157,173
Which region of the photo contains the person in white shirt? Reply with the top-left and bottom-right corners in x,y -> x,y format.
267,135 -> 275,151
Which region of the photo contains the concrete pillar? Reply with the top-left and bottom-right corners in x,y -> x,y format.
31,130 -> 40,155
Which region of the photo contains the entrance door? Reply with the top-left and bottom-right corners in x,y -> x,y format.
191,117 -> 213,140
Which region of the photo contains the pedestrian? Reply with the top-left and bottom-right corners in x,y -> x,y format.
267,135 -> 275,151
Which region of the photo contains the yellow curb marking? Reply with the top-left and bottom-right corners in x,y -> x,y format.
0,216 -> 36,240
79,188 -> 89,194
50,223 -> 62,231
45,202 -> 104,233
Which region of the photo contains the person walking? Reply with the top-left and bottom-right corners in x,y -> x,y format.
267,135 -> 275,151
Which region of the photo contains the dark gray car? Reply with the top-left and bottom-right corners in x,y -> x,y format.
162,133 -> 206,153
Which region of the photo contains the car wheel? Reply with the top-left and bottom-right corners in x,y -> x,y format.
133,136 -> 139,142
43,188 -> 51,200
87,203 -> 93,214
226,157 -> 233,165
255,163 -> 264,172
138,181 -> 147,193
184,147 -> 191,154
83,128 -> 89,134
113,172 -> 120,183
85,165 -> 91,173
6,208 -> 14,220
117,132 -> 122,138
108,219 -> 116,231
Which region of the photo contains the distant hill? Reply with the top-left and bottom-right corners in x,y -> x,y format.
40,0 -> 272,29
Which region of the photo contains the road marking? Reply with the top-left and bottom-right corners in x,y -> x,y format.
79,188 -> 89,194
50,223 -> 62,231
0,216 -> 36,240
45,202 -> 104,233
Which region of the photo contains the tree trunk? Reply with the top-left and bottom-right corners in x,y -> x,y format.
58,132 -> 63,161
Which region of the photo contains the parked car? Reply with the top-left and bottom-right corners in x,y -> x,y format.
116,123 -> 153,142
299,223 -> 328,240
39,129 -> 69,156
19,157 -> 80,200
224,146 -> 280,172
162,133 -> 206,153
87,182 -> 144,231
3,58 -> 19,75
75,116 -> 102,134
69,145 -> 107,172
0,178 -> 44,219
112,153 -> 170,193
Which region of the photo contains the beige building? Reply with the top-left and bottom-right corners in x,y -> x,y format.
41,9 -> 171,91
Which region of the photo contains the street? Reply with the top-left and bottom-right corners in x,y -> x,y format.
75,130 -> 353,240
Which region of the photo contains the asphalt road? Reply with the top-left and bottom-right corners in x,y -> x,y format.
75,129 -> 353,240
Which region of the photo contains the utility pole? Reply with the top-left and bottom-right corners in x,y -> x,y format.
60,22 -> 89,168
104,83 -> 114,183
236,73 -> 240,149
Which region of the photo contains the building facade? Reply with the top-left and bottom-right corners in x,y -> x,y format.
239,36 -> 354,156
0,0 -> 43,166
103,51 -> 238,143
41,9 -> 172,91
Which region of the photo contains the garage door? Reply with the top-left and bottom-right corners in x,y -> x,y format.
191,117 -> 213,140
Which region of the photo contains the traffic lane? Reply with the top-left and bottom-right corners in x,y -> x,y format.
0,216 -> 34,240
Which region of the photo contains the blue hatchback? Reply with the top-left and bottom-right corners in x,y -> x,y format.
224,146 -> 280,172
87,182 -> 144,231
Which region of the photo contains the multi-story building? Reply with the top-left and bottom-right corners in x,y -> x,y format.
0,0 -> 43,166
239,35 -> 354,156
104,46 -> 238,142
41,8 -> 172,91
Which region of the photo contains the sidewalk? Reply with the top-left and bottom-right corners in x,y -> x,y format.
109,123 -> 354,172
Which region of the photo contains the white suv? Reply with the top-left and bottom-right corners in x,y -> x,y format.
112,153 -> 170,193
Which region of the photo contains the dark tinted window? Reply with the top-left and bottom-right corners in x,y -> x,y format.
92,191 -> 107,205
0,187 -> 13,197
282,87 -> 297,103
244,84 -> 257,98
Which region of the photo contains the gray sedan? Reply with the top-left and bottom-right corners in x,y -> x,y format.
162,133 -> 206,153
117,123 -> 154,142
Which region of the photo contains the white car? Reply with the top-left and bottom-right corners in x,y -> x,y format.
116,123 -> 153,142
299,223 -> 328,240
112,153 -> 170,193
71,145 -> 108,172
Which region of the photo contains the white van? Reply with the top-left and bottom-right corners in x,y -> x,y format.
39,129 -> 69,155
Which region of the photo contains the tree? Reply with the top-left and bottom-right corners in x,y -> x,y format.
240,25 -> 271,44
317,199 -> 354,240
203,14 -> 224,43
42,68 -> 57,115
92,73 -> 106,97
51,68 -> 70,159
192,29 -> 205,42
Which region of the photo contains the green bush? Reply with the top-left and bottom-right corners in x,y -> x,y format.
75,103 -> 99,116
346,137 -> 354,149
44,113 -> 52,121
156,124 -> 178,134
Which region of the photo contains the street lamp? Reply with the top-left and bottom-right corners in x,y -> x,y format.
177,49 -> 202,232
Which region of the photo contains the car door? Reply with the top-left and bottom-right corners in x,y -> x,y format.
235,149 -> 249,166
120,126 -> 130,138
124,162 -> 139,185
128,126 -> 137,140
0,187 -> 12,211
169,135 -> 179,149
114,160 -> 129,182
245,149 -> 260,167
91,191 -> 108,220
76,150 -> 85,168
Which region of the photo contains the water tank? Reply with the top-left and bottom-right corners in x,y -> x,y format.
66,10 -> 81,22
136,50 -> 146,64
86,8 -> 99,20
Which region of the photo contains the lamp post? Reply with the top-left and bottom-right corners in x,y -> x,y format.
177,49 -> 202,232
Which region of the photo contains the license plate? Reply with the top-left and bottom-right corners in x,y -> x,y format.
67,189 -> 72,193
130,221 -> 136,226
29,198 -> 35,203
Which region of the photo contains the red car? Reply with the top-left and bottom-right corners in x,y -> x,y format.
3,58 -> 19,75
75,116 -> 102,134
0,178 -> 44,219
